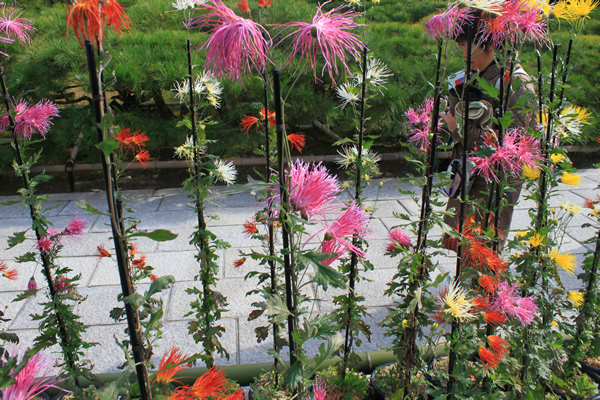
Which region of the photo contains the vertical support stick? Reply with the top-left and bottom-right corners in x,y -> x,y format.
85,40 -> 151,400
273,69 -> 296,367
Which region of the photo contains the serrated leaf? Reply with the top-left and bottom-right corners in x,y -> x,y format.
123,293 -> 145,310
265,295 -> 292,324
96,138 -> 119,158
129,229 -> 178,242
284,362 -> 304,391
309,332 -> 344,376
0,332 -> 19,344
15,252 -> 36,264
12,289 -> 37,302
145,275 -> 175,300
476,76 -> 500,98
300,251 -> 347,290
7,231 -> 27,249
76,200 -> 108,215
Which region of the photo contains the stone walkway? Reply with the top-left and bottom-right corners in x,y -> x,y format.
1,169 -> 598,374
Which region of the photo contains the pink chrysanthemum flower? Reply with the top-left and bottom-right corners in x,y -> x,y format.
36,237 -> 55,254
469,129 -> 542,183
404,97 -> 443,152
1,99 -> 60,139
490,281 -> 538,326
188,0 -> 271,82
0,4 -> 35,45
288,160 -> 340,219
386,227 -> 412,254
276,2 -> 366,83
1,347 -> 66,400
28,277 -> 38,295
320,202 -> 370,265
63,217 -> 87,237
424,5 -> 474,40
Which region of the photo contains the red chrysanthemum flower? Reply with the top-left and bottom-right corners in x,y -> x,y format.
483,310 -> 506,326
237,0 -> 250,13
66,0 -> 130,47
240,115 -> 260,134
2,266 -> 18,280
150,274 -> 158,281
472,295 -> 491,311
101,0 -> 131,37
96,245 -> 111,258
233,258 -> 246,268
225,389 -> 245,400
287,133 -> 305,152
154,347 -> 189,385
243,220 -> 258,236
487,335 -> 510,357
132,254 -> 148,270
190,366 -> 228,399
258,0 -> 272,7
136,150 -> 151,168
479,346 -> 501,370
479,274 -> 500,294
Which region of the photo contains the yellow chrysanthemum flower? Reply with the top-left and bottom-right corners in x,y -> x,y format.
570,206 -> 582,215
562,105 -> 593,125
552,0 -> 575,20
567,0 -> 598,24
561,171 -> 581,186
551,153 -> 566,163
591,209 -> 600,217
529,233 -> 545,248
515,231 -> 528,238
522,164 -> 541,180
549,248 -> 576,274
551,320 -> 558,327
568,291 -> 585,307
402,319 -> 409,328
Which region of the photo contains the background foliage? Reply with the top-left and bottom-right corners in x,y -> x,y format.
1,0 -> 598,172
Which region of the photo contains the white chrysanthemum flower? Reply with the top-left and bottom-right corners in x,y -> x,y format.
345,0 -> 362,6
172,0 -> 196,11
355,57 -> 393,92
335,82 -> 361,110
441,281 -> 476,322
174,136 -> 195,160
336,146 -> 382,180
172,80 -> 190,103
459,0 -> 505,14
213,159 -> 237,185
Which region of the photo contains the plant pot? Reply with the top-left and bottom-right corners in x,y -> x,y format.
581,362 -> 600,386
369,362 -> 430,400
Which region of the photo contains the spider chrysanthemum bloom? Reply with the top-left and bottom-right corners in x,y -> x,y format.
0,4 -> 36,45
188,0 -> 272,82
479,346 -> 502,370
440,282 -> 476,322
212,159 -> 237,185
549,248 -> 576,274
568,291 -> 585,307
561,171 -> 581,186
243,219 -> 259,236
190,366 -> 228,398
335,81 -> 361,109
487,335 -> 510,356
460,0 -> 505,14
276,2 -> 366,83
287,160 -> 340,219
102,0 -> 131,37
1,348 -> 65,399
353,57 -> 393,92
386,227 -> 412,253
287,133 -> 305,152
336,146 -> 382,179
404,98 -> 443,152
1,264 -> 18,280
135,150 -> 151,168
96,245 -> 111,258
567,0 -> 599,26
424,5 -> 474,40
491,281 -> 538,325
154,347 -> 189,385
479,274 -> 500,294
66,0 -> 130,47
321,202 -> 371,264
1,99 -> 60,140
63,217 -> 88,237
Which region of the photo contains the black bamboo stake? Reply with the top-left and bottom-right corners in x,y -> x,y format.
341,46 -> 369,377
85,40 -> 151,400
447,24 -> 473,394
557,39 -> 573,108
536,51 -> 544,127
262,73 -> 280,383
1,67 -> 81,387
273,69 -> 297,369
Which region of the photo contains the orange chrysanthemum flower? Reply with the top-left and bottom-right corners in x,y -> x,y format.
1,261 -> 18,280
131,130 -> 149,148
237,0 -> 250,13
288,133 -> 305,153
240,115 -> 260,134
464,239 -> 507,276
487,335 -> 510,357
136,150 -> 151,168
479,275 -> 500,294
233,258 -> 245,268
132,254 -> 147,270
584,198 -> 595,209
150,274 -> 158,281
154,347 -> 189,385
243,220 -> 258,236
96,245 -> 111,258
259,107 -> 275,127
258,0 -> 272,7
483,310 -> 506,327
479,346 -> 501,370
65,0 -> 130,47
472,295 -> 491,311
191,366 -> 228,399
225,389 -> 245,400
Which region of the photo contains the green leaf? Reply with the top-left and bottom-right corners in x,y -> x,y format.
96,138 -> 119,158
123,293 -> 145,310
12,289 -> 38,302
284,362 -> 304,391
76,200 -> 108,215
129,229 -> 178,242
0,332 -> 19,343
94,368 -> 131,400
309,332 -> 344,376
15,252 -> 36,264
145,275 -> 175,299
0,200 -> 21,206
300,251 -> 347,290
476,76 -> 500,98
99,113 -> 115,135
7,231 -> 27,249
265,295 -> 292,324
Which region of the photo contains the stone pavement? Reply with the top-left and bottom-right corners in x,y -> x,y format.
1,169 -> 599,374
